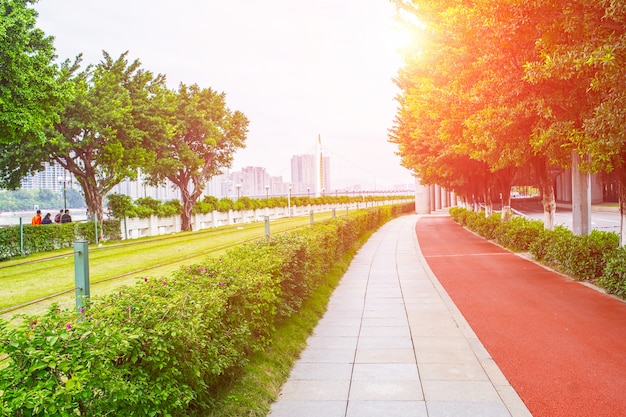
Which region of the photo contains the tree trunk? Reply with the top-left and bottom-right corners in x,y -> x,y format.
502,192 -> 513,221
179,179 -> 204,231
539,175 -> 556,230
618,171 -> 626,246
80,180 -> 104,224
484,189 -> 493,217
180,187 -> 194,231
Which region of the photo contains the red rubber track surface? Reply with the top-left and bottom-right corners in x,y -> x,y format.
416,216 -> 626,417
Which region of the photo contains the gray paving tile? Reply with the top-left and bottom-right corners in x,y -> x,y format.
355,348 -> 416,364
305,336 -> 358,350
422,380 -> 502,402
414,347 -> 479,364
312,325 -> 361,337
413,336 -> 471,350
349,380 -> 424,401
426,401 -> 512,417
359,325 -> 410,337
268,400 -> 347,417
298,348 -> 356,363
352,363 -> 420,381
289,362 -> 353,380
278,379 -> 350,400
419,363 -> 489,381
346,400 -> 428,417
357,336 -> 414,349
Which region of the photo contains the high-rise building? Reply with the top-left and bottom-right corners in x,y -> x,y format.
291,154 -> 330,196
21,162 -> 73,192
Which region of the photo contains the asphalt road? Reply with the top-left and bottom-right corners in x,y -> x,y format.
510,199 -> 620,233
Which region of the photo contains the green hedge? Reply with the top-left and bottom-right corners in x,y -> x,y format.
449,207 -> 624,297
0,221 -> 121,261
0,204 -> 413,416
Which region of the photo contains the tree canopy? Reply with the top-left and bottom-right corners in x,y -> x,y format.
50,52 -> 168,221
0,0 -> 67,188
390,0 -> 626,231
144,83 -> 249,231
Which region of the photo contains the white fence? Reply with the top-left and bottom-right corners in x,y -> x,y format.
119,200 -> 405,240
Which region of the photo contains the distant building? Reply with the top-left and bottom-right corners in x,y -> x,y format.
291,154 -> 330,196
21,162 -> 73,192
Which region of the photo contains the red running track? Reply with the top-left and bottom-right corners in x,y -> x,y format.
415,216 -> 626,417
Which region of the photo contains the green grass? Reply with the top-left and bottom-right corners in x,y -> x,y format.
0,213 -> 335,318
198,234 -> 370,417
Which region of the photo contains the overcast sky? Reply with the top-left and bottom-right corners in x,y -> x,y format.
34,0 -> 415,189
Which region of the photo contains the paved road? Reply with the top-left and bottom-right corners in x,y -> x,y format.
511,199 -> 620,232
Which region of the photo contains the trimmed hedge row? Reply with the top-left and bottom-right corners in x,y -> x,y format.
0,203 -> 413,416
449,207 -> 624,297
0,221 -> 121,261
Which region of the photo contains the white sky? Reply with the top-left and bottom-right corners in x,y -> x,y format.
34,0 -> 415,190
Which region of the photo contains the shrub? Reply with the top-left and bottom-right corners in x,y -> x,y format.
0,220 -> 121,260
158,199 -> 182,217
598,247 -> 626,297
530,226 -> 618,281
0,205 -> 412,416
495,216 -> 544,252
217,197 -> 234,212
451,207 -> 621,284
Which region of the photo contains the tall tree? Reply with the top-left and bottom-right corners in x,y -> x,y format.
145,83 -> 249,231
50,52 -> 168,221
390,0 -> 582,228
0,0 -> 67,188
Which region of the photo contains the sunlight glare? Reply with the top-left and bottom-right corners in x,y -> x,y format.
387,12 -> 427,60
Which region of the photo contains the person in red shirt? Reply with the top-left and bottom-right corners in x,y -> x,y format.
31,210 -> 42,225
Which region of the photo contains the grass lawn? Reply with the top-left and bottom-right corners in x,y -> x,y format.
0,213 -> 334,318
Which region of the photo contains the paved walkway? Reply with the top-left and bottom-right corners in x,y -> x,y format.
268,214 -> 532,417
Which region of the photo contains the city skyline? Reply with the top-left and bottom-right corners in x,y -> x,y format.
18,153 -> 414,205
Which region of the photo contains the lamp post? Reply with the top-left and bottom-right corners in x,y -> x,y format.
287,184 -> 292,217
58,175 -> 72,211
236,183 -> 241,199
307,187 -> 310,203
265,185 -> 269,200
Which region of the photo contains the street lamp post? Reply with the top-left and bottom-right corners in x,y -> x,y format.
236,183 -> 241,199
307,187 -> 310,203
288,184 -> 292,217
58,175 -> 72,211
265,185 -> 269,200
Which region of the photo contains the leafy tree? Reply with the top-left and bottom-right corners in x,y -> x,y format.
0,0 -> 67,188
49,52 -> 169,222
390,0 -> 601,228
524,0 -> 626,242
106,193 -> 133,219
145,84 -> 249,231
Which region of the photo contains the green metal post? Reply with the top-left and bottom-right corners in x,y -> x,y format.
264,215 -> 270,237
19,218 -> 24,254
93,213 -> 99,244
74,240 -> 90,314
